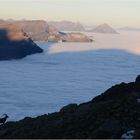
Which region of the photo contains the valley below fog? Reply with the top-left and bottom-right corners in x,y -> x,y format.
0,30 -> 140,121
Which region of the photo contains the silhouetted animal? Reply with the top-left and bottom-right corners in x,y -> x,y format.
0,114 -> 9,124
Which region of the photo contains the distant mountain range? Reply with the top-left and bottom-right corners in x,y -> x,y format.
48,21 -> 85,31
0,20 -> 92,42
119,27 -> 140,31
88,23 -> 118,34
45,21 -> 119,34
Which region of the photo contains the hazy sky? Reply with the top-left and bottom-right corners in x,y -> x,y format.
0,0 -> 140,27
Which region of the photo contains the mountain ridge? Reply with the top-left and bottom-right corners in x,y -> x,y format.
0,20 -> 92,42
0,75 -> 140,138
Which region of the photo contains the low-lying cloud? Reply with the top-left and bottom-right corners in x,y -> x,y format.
48,31 -> 140,55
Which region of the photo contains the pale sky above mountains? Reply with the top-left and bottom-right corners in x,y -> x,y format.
0,0 -> 140,27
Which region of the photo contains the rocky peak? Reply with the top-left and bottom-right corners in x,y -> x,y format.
90,23 -> 118,34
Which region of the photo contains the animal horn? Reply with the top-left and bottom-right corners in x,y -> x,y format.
3,114 -> 8,117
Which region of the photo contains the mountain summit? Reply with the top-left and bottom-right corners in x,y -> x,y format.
91,23 -> 118,34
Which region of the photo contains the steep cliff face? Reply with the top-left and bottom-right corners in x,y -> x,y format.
0,76 -> 140,138
15,20 -> 60,41
0,23 -> 43,60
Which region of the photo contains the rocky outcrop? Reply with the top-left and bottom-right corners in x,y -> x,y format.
0,23 -> 43,60
48,21 -> 85,31
90,23 -> 118,34
7,20 -> 92,42
59,32 -> 93,42
15,20 -> 60,42
0,76 -> 140,138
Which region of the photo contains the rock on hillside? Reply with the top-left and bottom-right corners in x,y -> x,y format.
0,23 -> 43,60
1,76 -> 140,138
48,21 -> 85,31
91,23 -> 118,34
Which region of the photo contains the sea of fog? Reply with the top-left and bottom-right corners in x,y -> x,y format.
0,31 -> 140,121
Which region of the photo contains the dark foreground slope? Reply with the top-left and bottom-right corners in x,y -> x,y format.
1,76 -> 140,138
0,23 -> 43,60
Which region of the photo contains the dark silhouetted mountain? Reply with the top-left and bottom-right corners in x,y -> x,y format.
1,75 -> 140,138
90,23 -> 118,34
48,21 -> 85,31
0,23 -> 43,60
